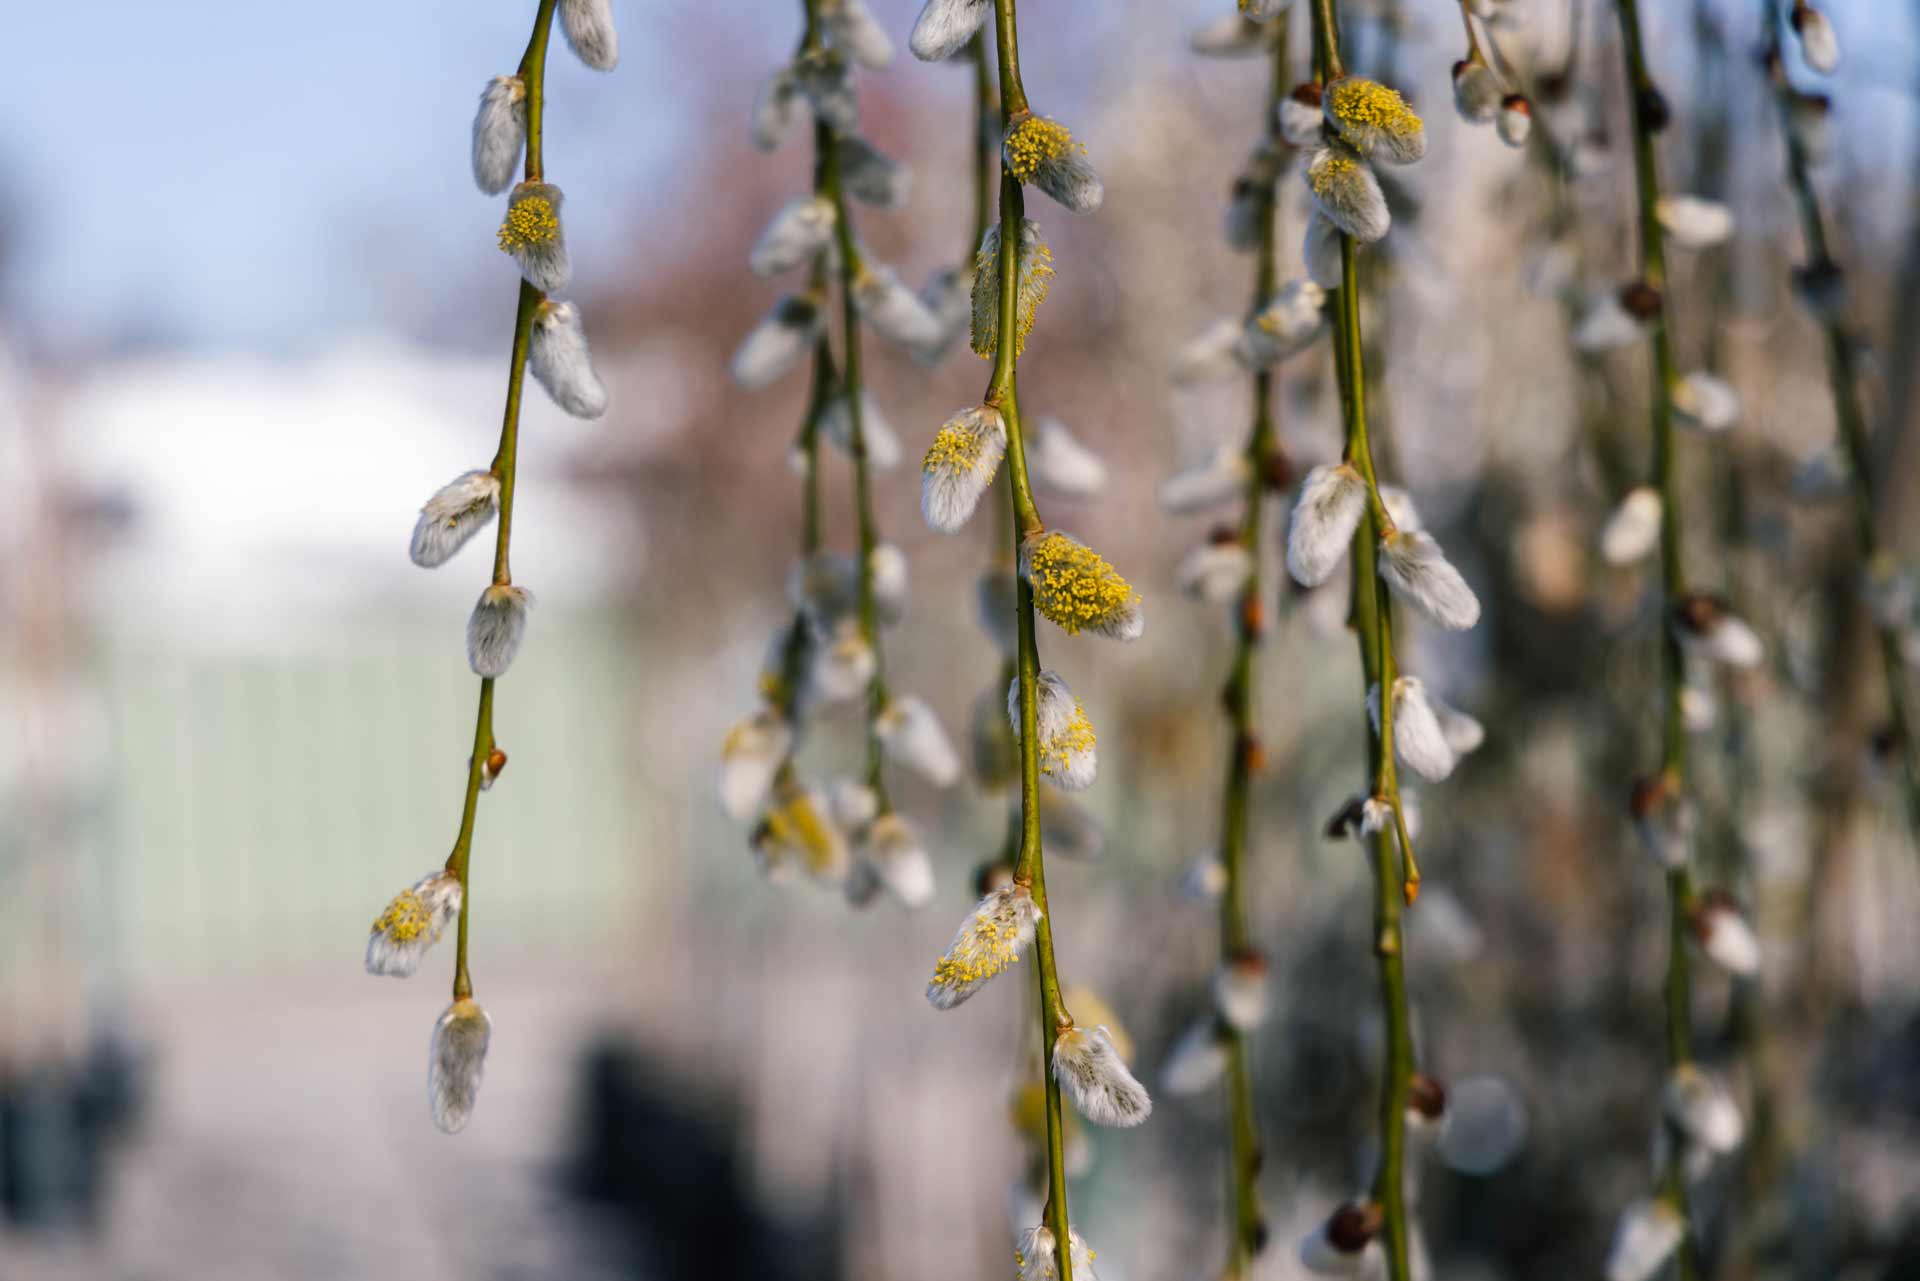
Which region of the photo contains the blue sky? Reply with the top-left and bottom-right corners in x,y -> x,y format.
2,0 -> 1906,352
0,0 -> 733,350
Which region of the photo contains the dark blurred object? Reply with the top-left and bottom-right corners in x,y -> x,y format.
0,1031 -> 145,1231
565,1036 -> 842,1280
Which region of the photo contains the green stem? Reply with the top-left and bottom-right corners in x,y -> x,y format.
1311,3 -> 1411,1275
446,0 -> 558,1003
1616,1 -> 1700,1273
1763,19 -> 1920,834
991,2 -> 1070,1275
819,97 -> 893,807
1216,26 -> 1290,1279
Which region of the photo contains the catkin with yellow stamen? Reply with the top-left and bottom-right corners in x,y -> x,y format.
1323,75 -> 1426,164
970,219 -> 1056,358
926,883 -> 1043,1009
1019,530 -> 1144,641
1004,115 -> 1103,214
497,181 -> 570,293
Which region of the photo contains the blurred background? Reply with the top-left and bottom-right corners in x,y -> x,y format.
2,0 -> 1918,1278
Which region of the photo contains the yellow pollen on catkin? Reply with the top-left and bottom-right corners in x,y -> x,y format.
1005,117 -> 1081,183
497,196 -> 559,253
930,914 -> 1027,991
1024,533 -> 1138,635
1329,77 -> 1424,137
1042,703 -> 1097,779
372,890 -> 430,943
924,425 -> 985,473
1310,151 -> 1360,197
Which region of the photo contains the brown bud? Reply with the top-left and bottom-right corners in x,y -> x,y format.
1536,71 -> 1571,103
1240,594 -> 1268,640
1239,733 -> 1267,774
1636,84 -> 1671,133
1247,1216 -> 1271,1256
1687,886 -> 1739,942
1261,451 -> 1295,492
1407,1072 -> 1448,1121
1209,524 -> 1242,547
1290,80 -> 1324,109
1501,92 -> 1531,117
1325,795 -> 1367,839
1673,591 -> 1731,635
486,748 -> 508,777
1628,773 -> 1671,821
1618,279 -> 1664,320
1327,1202 -> 1385,1253
973,860 -> 1015,896
1226,946 -> 1270,976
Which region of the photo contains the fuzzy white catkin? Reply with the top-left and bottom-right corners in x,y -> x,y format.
870,543 -> 909,623
1029,417 -> 1108,498
1160,443 -> 1251,513
1497,96 -> 1532,147
559,0 -> 619,71
863,813 -> 934,908
499,181 -> 572,293
1697,903 -> 1761,975
1453,61 -> 1501,123
1178,542 -> 1254,605
854,266 -> 946,348
1656,195 -> 1735,250
1161,1019 -> 1229,1095
1211,960 -> 1269,1030
1278,94 -> 1326,146
1433,694 -> 1485,757
822,0 -> 893,69
1053,1025 -> 1151,1127
1664,1065 -> 1744,1153
1605,1199 -> 1684,1281
410,470 -> 501,569
811,619 -> 877,703
1192,14 -> 1271,59
1378,530 -> 1481,630
750,196 -> 836,277
1008,120 -> 1104,214
875,696 -> 961,788
911,265 -> 974,365
1172,317 -> 1249,386
839,136 -> 913,209
1370,678 -> 1457,782
922,406 -> 1008,533
1011,670 -> 1097,791
529,302 -> 608,418
429,999 -> 493,1134
1794,6 -> 1839,74
718,709 -> 793,821
1242,279 -> 1327,366
1671,371 -> 1740,433
1305,144 -> 1390,243
751,67 -> 802,152
1287,463 -> 1368,586
1677,611 -> 1763,669
732,295 -> 824,391
1600,486 -> 1663,565
468,585 -> 533,678
909,0 -> 990,62
926,884 -> 1042,1009
1017,1226 -> 1098,1281
365,870 -> 463,977
471,76 -> 527,195
822,392 -> 903,469
1303,210 -> 1344,289
1573,291 -> 1644,353
1323,76 -> 1426,164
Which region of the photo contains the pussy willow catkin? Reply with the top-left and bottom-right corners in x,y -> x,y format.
368,0 -> 617,1135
